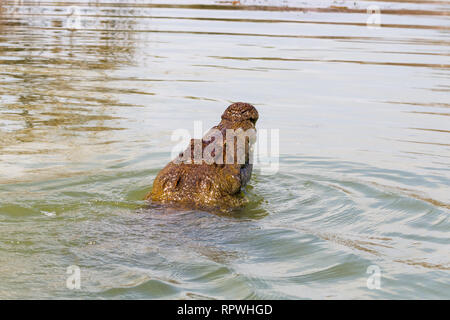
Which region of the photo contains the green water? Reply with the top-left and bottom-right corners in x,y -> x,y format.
0,0 -> 449,299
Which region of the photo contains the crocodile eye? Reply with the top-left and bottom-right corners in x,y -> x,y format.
221,102 -> 258,122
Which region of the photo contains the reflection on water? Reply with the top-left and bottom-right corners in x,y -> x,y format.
0,0 -> 449,299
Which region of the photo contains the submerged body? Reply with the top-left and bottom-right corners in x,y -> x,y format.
146,102 -> 258,210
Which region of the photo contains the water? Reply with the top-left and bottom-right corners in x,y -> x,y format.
0,0 -> 449,299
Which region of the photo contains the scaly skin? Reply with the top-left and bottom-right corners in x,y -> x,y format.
146,102 -> 259,211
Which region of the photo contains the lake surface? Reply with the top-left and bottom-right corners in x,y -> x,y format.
0,0 -> 449,299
